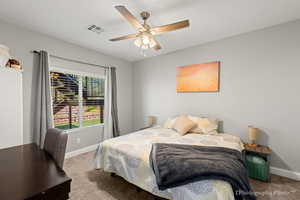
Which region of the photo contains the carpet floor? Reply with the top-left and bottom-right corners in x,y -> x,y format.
64,152 -> 300,200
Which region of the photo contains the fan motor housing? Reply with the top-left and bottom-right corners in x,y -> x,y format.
140,11 -> 150,21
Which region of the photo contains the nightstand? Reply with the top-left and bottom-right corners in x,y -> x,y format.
243,143 -> 272,182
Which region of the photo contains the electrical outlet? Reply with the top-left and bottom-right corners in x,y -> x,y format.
76,138 -> 81,144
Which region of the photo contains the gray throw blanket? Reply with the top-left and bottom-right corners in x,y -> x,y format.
150,143 -> 256,200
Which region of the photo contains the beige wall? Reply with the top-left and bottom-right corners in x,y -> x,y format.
133,20 -> 300,172
0,20 -> 133,153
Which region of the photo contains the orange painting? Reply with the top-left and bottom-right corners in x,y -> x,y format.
177,61 -> 220,92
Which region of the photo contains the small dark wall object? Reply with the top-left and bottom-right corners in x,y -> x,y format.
6,59 -> 22,70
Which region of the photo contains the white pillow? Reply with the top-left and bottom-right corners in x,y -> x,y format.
163,117 -> 177,129
188,115 -> 219,134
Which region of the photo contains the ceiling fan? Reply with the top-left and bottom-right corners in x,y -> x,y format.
109,6 -> 190,51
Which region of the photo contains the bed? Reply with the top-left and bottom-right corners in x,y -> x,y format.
95,127 -> 245,200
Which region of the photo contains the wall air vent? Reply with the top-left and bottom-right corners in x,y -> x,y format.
87,25 -> 104,34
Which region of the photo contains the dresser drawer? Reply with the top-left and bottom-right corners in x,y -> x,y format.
43,180 -> 71,200
26,180 -> 71,200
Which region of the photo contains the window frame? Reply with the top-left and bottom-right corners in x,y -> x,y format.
50,66 -> 105,133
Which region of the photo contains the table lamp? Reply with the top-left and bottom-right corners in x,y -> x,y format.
248,126 -> 259,147
148,116 -> 156,127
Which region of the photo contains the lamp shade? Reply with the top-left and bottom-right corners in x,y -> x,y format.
248,126 -> 259,143
148,116 -> 156,127
0,45 -> 11,67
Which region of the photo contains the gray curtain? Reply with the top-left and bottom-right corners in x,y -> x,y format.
33,50 -> 53,148
103,67 -> 120,140
111,67 -> 120,137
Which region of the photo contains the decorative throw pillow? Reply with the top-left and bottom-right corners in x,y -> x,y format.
163,117 -> 177,129
188,116 -> 219,134
173,115 -> 196,136
188,115 -> 200,123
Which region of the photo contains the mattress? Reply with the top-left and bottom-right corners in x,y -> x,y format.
95,127 -> 244,200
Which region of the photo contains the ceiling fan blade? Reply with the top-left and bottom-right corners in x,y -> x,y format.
115,5 -> 146,31
151,36 -> 162,51
109,33 -> 139,41
151,20 -> 190,35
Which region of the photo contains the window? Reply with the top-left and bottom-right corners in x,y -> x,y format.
50,70 -> 104,130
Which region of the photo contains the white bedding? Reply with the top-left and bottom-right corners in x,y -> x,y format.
95,127 -> 244,200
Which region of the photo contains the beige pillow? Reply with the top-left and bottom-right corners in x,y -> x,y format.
173,115 -> 196,136
188,116 -> 218,134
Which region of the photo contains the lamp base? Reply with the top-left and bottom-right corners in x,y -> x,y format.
248,143 -> 257,148
249,139 -> 258,147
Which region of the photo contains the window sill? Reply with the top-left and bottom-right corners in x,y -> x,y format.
62,123 -> 104,134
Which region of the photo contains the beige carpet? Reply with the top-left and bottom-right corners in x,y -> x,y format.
64,152 -> 300,200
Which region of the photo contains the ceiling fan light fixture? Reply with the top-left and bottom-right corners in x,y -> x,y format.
134,32 -> 155,49
110,5 -> 190,52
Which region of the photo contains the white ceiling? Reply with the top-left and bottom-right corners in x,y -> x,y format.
0,0 -> 299,61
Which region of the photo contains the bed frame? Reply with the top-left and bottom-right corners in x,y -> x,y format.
110,173 -> 166,200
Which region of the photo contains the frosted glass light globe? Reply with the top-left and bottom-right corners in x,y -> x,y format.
134,32 -> 155,49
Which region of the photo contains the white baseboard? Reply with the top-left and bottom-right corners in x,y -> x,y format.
65,144 -> 99,159
270,166 -> 300,181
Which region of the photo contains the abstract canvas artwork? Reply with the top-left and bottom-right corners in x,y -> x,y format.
177,61 -> 220,92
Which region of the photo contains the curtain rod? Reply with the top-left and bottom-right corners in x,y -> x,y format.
32,50 -> 108,69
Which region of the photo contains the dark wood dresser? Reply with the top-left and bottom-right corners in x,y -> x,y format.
0,143 -> 71,200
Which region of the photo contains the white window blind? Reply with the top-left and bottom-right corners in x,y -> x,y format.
50,71 -> 104,130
